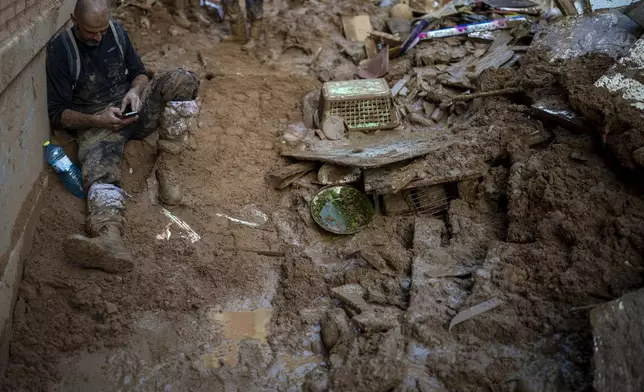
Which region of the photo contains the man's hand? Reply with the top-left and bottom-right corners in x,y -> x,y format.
95,107 -> 138,130
121,89 -> 142,113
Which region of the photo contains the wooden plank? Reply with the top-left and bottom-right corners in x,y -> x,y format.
265,162 -> 317,189
369,30 -> 402,46
439,31 -> 514,88
342,15 -> 373,42
281,133 -> 450,169
553,0 -> 578,15
364,152 -> 486,194
364,38 -> 378,59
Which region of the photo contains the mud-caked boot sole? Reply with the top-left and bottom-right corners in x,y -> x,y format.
64,234 -> 134,273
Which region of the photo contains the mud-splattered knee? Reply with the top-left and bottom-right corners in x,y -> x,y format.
158,69 -> 200,102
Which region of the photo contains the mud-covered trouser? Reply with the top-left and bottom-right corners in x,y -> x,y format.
221,0 -> 263,22
78,69 -> 199,235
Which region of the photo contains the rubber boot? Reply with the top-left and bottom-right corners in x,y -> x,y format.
156,139 -> 187,206
64,226 -> 134,273
242,20 -> 262,51
157,100 -> 199,205
64,183 -> 133,273
174,0 -> 192,28
229,19 -> 246,43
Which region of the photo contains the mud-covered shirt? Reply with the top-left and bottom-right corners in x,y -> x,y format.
46,22 -> 146,128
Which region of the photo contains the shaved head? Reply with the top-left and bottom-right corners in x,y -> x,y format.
74,0 -> 110,22
72,0 -> 111,46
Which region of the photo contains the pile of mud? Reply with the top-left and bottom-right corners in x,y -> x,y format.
261,0 -> 383,81
265,52 -> 644,391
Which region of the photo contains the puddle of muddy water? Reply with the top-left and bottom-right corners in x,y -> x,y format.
203,308 -> 273,367
202,309 -> 326,387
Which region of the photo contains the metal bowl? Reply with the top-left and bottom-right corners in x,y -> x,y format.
310,186 -> 375,235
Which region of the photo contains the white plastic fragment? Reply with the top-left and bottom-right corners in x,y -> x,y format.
448,297 -> 504,333
216,213 -> 261,228
159,208 -> 201,243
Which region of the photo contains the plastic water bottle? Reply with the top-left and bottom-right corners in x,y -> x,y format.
43,141 -> 85,199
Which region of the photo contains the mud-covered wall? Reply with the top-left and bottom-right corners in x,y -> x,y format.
0,0 -> 75,379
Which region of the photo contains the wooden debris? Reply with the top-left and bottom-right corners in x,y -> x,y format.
449,87 -> 522,104
369,30 -> 402,46
265,162 -> 317,189
364,38 -> 378,59
282,134 -> 450,169
317,164 -> 361,185
392,74 -> 412,97
363,153 -> 486,195
554,0 -> 578,15
342,15 -> 373,42
414,66 -> 440,80
409,113 -> 434,126
440,31 -> 514,88
448,298 -> 504,333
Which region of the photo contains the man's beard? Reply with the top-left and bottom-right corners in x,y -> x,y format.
81,38 -> 101,47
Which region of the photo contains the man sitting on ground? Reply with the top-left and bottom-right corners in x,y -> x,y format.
47,0 -> 199,273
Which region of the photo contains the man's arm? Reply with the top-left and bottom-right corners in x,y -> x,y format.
130,74 -> 148,95
47,38 -> 77,129
60,107 -> 137,131
60,109 -> 100,129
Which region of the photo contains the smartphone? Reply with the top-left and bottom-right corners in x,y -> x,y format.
121,110 -> 139,119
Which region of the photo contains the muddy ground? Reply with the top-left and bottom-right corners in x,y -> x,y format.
3,1 -> 644,391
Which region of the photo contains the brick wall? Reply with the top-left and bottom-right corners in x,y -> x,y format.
0,0 -> 44,43
0,0 -> 76,381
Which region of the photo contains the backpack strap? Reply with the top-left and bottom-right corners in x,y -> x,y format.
61,27 -> 81,90
109,20 -> 126,62
109,20 -> 129,77
60,21 -> 128,89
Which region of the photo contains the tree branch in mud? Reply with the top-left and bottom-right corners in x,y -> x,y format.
445,87 -> 523,107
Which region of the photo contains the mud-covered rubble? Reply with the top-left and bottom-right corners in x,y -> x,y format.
262,0 -> 385,80
266,7 -> 644,391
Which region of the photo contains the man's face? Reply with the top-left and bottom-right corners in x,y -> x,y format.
71,12 -> 110,47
